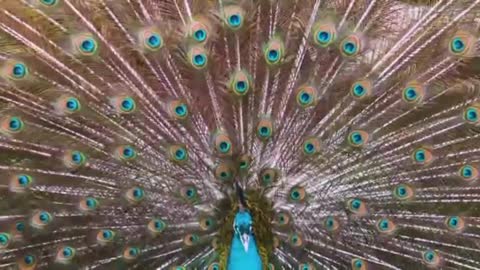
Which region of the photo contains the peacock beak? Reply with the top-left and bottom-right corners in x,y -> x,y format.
240,233 -> 250,252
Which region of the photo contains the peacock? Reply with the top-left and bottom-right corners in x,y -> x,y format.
1,0 -> 480,269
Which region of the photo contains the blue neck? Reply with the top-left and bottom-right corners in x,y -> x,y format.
228,233 -> 262,270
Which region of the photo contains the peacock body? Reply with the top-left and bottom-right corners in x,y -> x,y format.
0,0 -> 480,269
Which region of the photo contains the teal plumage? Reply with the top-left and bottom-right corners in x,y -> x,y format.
0,0 -> 480,269
227,211 -> 262,270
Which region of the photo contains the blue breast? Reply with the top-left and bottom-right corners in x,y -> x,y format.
228,234 -> 262,270
227,211 -> 262,270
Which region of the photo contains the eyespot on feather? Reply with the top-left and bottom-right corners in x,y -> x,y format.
1,116 -> 25,135
199,216 -> 216,231
115,145 -> 137,161
54,96 -> 81,115
445,216 -> 465,233
148,218 -> 166,236
138,27 -> 163,51
350,79 -> 373,100
215,162 -> 235,182
96,229 -> 115,245
208,262 -> 221,270
30,210 -> 53,230
458,164 -> 479,182
422,250 -> 441,267
55,246 -> 76,264
0,233 -> 12,249
168,145 -> 189,163
376,218 -> 397,235
340,34 -> 364,57
212,131 -> 233,156
257,117 -> 274,141
2,60 -> 29,81
298,263 -> 315,270
347,130 -> 369,147
180,185 -> 199,203
402,81 -> 425,104
347,198 -> 367,217
351,258 -> 367,270
324,216 -> 340,232
275,212 -> 291,226
223,5 -> 245,30
188,46 -> 208,69
312,21 -> 337,47
463,104 -> 480,124
183,233 -> 200,246
264,37 -> 285,65
9,174 -> 34,193
392,184 -> 415,201
295,85 -> 317,108
302,137 -> 321,156
229,70 -> 252,96
288,232 -> 303,248
125,187 -> 145,204
168,100 -> 189,120
111,95 -> 137,114
259,168 -> 279,187
412,146 -> 433,165
123,246 -> 141,262
449,30 -> 476,57
238,154 -> 252,171
63,150 -> 87,169
187,20 -> 210,43
78,197 -> 99,213
71,33 -> 98,56
289,186 -> 306,203
17,254 -> 37,270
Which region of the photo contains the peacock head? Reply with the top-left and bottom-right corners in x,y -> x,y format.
233,211 -> 254,253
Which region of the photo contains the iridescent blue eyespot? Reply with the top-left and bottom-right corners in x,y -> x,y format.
194,54 -> 206,67
302,138 -> 321,155
0,233 -> 11,248
352,258 -> 366,269
147,34 -> 162,49
175,104 -> 188,117
228,14 -> 242,28
268,50 -> 279,62
340,35 -> 362,57
422,250 -> 440,266
40,0 -> 57,6
218,141 -> 231,153
121,97 -> 136,112
8,117 -> 24,132
65,98 -> 80,112
17,174 -> 32,187
80,38 -> 97,53
312,22 -> 336,47
450,38 -> 465,53
194,29 -> 207,42
236,81 -> 247,93
23,254 -> 36,266
15,221 -> 25,232
464,106 -> 479,124
31,210 -> 53,229
317,31 -> 331,44
352,84 -> 366,97
71,151 -> 86,165
12,63 -> 27,79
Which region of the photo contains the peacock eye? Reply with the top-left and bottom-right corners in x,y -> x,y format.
40,0 -> 58,6
188,46 -> 208,69
0,233 -> 11,249
146,33 -> 162,49
12,63 -> 28,79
